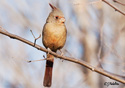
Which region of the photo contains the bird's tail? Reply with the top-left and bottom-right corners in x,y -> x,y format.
43,54 -> 54,87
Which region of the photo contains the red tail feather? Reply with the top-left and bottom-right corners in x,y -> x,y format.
43,54 -> 54,87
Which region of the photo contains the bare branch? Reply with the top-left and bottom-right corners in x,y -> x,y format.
102,0 -> 125,15
0,29 -> 124,84
27,58 -> 47,63
97,25 -> 104,68
113,0 -> 125,6
30,30 -> 41,46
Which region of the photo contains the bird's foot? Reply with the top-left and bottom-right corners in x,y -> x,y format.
59,49 -> 64,56
47,48 -> 51,55
59,49 -> 64,62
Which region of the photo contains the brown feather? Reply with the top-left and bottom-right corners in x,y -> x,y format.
43,54 -> 54,87
49,3 -> 57,10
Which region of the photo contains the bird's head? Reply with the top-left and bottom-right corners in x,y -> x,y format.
46,3 -> 65,25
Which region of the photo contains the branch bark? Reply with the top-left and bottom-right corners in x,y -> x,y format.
113,0 -> 125,6
102,0 -> 125,15
0,29 -> 124,84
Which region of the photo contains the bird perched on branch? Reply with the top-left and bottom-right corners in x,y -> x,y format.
42,3 -> 67,87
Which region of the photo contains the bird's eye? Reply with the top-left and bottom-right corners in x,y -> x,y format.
55,16 -> 58,19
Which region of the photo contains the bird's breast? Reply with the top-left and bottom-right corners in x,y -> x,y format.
42,23 -> 67,51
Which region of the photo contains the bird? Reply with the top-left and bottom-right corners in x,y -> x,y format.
42,3 -> 67,87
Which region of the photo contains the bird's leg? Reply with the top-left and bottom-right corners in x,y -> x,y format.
59,49 -> 64,62
59,49 -> 64,56
47,48 -> 53,60
47,48 -> 52,55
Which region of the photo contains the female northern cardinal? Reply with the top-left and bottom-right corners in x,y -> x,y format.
42,3 -> 67,87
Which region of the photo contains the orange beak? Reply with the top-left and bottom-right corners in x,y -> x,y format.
59,16 -> 65,23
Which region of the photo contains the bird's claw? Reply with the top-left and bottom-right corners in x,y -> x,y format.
47,48 -> 51,55
59,50 -> 64,62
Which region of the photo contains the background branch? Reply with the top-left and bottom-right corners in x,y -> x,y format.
102,0 -> 125,15
0,29 -> 124,84
113,0 -> 125,6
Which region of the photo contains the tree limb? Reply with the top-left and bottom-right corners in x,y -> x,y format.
102,0 -> 125,15
0,29 -> 124,84
113,0 -> 125,6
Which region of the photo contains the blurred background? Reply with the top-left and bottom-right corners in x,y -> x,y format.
0,0 -> 125,88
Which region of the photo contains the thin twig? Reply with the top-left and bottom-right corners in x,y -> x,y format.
97,25 -> 124,78
0,26 -> 8,32
104,43 -> 123,60
0,29 -> 124,84
97,25 -> 104,68
113,0 -> 125,6
27,58 -> 47,63
100,28 -> 124,62
30,30 -> 35,38
102,0 -> 125,15
89,0 -> 101,5
27,55 -> 47,63
30,30 -> 41,46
